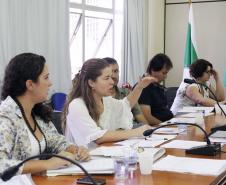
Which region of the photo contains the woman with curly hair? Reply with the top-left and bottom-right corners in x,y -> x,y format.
171,59 -> 225,114
0,53 -> 89,175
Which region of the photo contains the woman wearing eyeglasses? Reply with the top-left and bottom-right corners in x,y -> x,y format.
171,59 -> 225,115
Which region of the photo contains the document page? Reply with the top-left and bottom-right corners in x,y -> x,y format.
209,131 -> 226,143
90,146 -> 129,157
47,157 -> 114,176
153,127 -> 186,134
169,117 -> 197,124
177,106 -> 214,113
153,155 -> 226,176
114,134 -> 176,148
161,140 -> 206,149
0,174 -> 35,185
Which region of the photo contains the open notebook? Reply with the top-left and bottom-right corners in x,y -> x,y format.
46,157 -> 114,176
90,146 -> 166,162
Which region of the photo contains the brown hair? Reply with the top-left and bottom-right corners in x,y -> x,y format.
189,59 -> 213,79
62,58 -> 109,131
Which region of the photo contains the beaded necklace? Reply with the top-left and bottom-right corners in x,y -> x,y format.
14,98 -> 47,155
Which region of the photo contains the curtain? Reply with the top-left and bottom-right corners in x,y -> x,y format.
0,0 -> 71,94
122,0 -> 149,85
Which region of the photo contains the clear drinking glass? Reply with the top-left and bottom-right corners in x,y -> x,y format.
114,157 -> 128,182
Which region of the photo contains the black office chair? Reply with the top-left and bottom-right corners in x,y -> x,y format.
51,111 -> 63,134
165,87 -> 178,109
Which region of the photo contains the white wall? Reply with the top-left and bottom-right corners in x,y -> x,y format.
147,0 -> 165,60
165,0 -> 226,88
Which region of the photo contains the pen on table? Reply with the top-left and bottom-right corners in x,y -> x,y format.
145,137 -> 168,141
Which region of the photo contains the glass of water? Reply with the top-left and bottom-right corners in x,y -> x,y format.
124,148 -> 138,178
125,149 -> 138,170
114,157 -> 128,182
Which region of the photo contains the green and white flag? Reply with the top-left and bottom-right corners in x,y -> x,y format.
223,70 -> 226,87
183,3 -> 198,79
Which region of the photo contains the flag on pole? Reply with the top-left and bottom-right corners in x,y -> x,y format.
223,70 -> 226,87
182,2 -> 198,79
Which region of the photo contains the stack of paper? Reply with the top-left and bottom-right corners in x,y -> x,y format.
210,130 -> 226,143
153,155 -> 226,176
114,134 -> 176,148
90,146 -> 129,157
168,117 -> 197,124
177,106 -> 214,114
179,112 -> 214,118
46,157 -> 114,176
153,127 -> 186,134
90,146 -> 165,163
160,140 -> 206,149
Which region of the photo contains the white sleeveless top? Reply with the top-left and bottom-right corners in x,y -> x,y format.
24,123 -> 46,156
171,81 -> 210,115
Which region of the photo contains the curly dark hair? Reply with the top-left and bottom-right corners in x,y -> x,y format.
146,53 -> 173,74
189,59 -> 213,79
1,53 -> 52,122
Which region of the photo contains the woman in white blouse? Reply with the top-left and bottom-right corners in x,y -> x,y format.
171,59 -> 225,115
63,58 -> 157,148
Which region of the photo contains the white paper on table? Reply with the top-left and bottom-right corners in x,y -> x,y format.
90,146 -> 129,157
168,117 -> 197,124
179,112 -> 214,118
47,157 -> 114,176
0,174 -> 35,185
153,155 -> 226,176
153,127 -> 186,134
145,134 -> 177,140
177,106 -> 214,113
160,140 -> 206,149
114,138 -> 166,148
130,134 -> 177,140
210,137 -> 226,143
114,134 -> 176,148
210,131 -> 226,138
209,131 -> 226,143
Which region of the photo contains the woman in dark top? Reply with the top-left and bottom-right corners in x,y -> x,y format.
138,53 -> 174,125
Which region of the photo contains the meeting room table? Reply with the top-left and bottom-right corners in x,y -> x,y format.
33,114 -> 226,185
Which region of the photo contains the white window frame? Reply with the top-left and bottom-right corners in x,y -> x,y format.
69,0 -> 116,63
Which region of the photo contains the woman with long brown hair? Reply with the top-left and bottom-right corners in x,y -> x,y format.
63,58 -> 157,148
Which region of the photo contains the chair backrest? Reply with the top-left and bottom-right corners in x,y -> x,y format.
165,87 -> 178,109
51,92 -> 66,111
51,111 -> 63,134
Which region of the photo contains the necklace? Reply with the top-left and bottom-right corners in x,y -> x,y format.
14,98 -> 47,155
